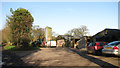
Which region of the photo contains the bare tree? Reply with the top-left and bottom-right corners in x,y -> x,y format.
52,31 -> 59,37
65,25 -> 89,37
31,25 -> 45,42
79,25 -> 89,36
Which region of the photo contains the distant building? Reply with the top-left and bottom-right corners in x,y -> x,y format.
91,28 -> 120,42
45,26 -> 52,42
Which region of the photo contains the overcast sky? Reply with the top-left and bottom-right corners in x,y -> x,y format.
1,2 -> 118,36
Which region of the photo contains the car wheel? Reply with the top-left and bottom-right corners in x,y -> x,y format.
93,50 -> 97,55
87,51 -> 90,54
97,50 -> 102,55
103,54 -> 109,57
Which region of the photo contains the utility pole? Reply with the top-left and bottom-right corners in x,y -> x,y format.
46,28 -> 47,43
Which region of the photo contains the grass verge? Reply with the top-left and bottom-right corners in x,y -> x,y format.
4,46 -> 40,51
4,46 -> 16,50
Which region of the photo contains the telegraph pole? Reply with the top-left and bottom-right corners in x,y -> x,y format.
46,28 -> 47,42
46,28 -> 48,47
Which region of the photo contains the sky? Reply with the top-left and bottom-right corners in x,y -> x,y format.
1,2 -> 118,36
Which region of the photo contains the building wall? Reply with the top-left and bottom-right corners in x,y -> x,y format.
45,26 -> 52,41
91,29 -> 120,42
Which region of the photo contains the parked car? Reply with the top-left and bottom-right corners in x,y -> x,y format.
87,42 -> 108,55
102,41 -> 120,56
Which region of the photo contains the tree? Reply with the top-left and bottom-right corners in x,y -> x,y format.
52,32 -> 59,37
65,25 -> 89,37
6,8 -> 34,47
31,25 -> 45,42
1,25 -> 12,44
51,32 -> 59,41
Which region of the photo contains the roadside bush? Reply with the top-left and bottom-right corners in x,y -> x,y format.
20,35 -> 31,47
31,41 -> 41,47
1,41 -> 7,46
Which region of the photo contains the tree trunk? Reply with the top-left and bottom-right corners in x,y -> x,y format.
17,38 -> 19,48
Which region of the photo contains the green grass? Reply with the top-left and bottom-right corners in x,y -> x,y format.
4,46 -> 16,50
4,46 -> 40,51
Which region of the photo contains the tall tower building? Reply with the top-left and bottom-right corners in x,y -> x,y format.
45,26 -> 52,42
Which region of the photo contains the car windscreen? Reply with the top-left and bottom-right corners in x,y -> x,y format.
100,43 -> 105,46
88,43 -> 96,46
108,41 -> 120,46
105,42 -> 108,45
88,43 -> 92,46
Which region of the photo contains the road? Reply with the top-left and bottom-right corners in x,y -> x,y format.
2,47 -> 120,67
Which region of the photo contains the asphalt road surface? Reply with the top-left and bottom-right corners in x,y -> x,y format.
2,47 -> 120,68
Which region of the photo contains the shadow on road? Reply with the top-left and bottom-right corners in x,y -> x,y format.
2,49 -> 41,67
66,47 -> 119,68
2,50 -> 28,67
